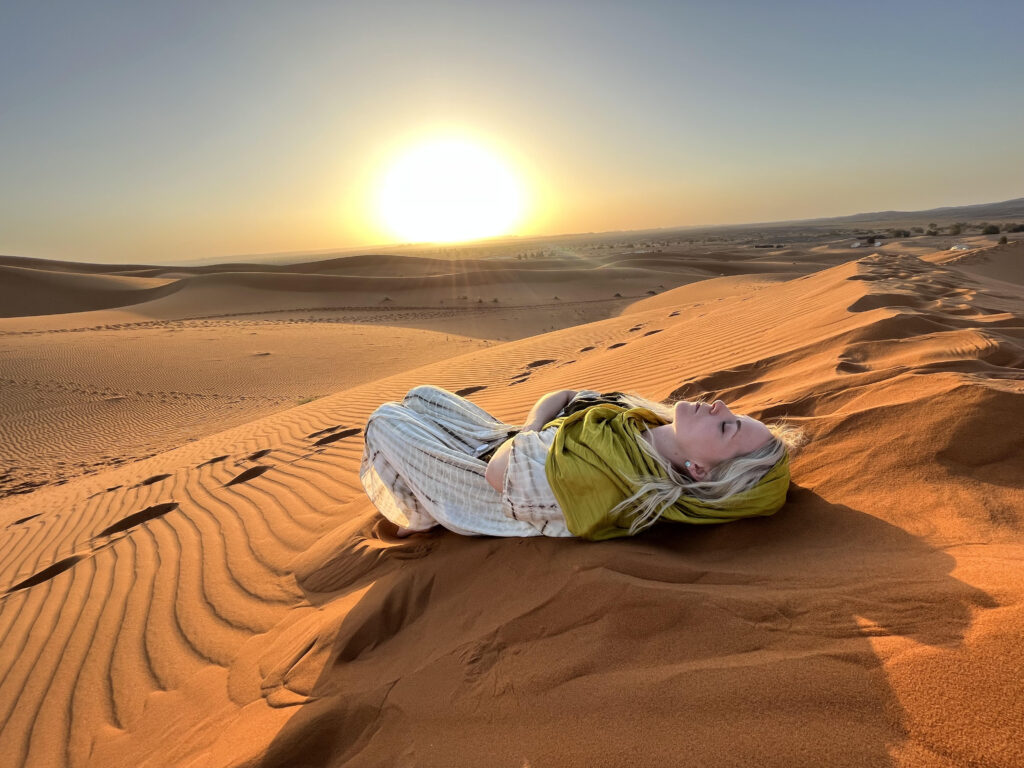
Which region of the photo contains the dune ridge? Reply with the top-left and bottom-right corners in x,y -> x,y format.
0,247 -> 836,322
0,250 -> 1021,767
0,244 -> 843,499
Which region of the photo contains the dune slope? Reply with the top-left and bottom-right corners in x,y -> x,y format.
0,251 -> 1021,767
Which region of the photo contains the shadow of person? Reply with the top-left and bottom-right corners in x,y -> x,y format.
248,484 -> 997,768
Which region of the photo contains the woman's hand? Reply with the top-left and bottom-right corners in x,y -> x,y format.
522,389 -> 577,432
487,390 -> 576,493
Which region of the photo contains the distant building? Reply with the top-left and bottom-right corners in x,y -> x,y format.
852,236 -> 882,248
950,244 -> 971,251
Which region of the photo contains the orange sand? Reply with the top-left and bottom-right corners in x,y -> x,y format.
0,241 -> 1021,767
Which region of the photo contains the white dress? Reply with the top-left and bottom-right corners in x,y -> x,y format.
359,384 -> 576,537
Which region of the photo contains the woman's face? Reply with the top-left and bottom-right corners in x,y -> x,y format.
670,399 -> 773,472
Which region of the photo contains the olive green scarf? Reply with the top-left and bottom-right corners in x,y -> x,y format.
543,404 -> 791,541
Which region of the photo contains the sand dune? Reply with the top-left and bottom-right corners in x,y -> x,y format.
0,257 -> 686,328
0,255 -> 159,274
0,314 -> 503,499
0,264 -> 177,317
0,251 -> 832,497
923,238 -> 1024,286
0,248 -> 847,322
0,246 -> 1021,767
621,273 -> 799,315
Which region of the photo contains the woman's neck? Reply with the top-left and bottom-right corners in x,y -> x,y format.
642,423 -> 685,472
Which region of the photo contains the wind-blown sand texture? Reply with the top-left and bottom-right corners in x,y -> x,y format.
0,242 -> 1021,767
0,248 -> 823,499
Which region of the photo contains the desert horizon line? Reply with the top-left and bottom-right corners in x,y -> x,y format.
5,192 -> 1021,269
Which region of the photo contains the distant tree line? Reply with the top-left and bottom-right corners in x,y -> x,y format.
905,221 -> 1024,237
942,221 -> 1023,235
843,222 -> 1023,239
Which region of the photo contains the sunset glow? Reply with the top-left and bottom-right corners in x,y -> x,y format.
375,137 -> 526,243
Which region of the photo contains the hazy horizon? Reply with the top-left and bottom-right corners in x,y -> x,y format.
2,0 -> 1022,265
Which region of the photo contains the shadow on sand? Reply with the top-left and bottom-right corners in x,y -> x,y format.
253,484 -> 996,768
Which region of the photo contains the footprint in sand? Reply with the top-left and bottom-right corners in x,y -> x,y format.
579,346 -> 595,352
94,502 -> 179,538
307,425 -> 343,439
313,428 -> 361,447
224,466 -> 272,487
135,473 -> 171,488
246,449 -> 272,461
454,385 -> 487,397
4,503 -> 181,594
87,484 -> 124,500
608,342 -> 627,349
669,311 -> 680,317
643,329 -> 664,337
196,455 -> 228,468
6,555 -> 89,594
835,360 -> 868,374
8,513 -> 41,527
527,359 -> 557,368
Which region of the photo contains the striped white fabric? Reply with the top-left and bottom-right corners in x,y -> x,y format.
502,425 -> 565,525
359,385 -> 574,537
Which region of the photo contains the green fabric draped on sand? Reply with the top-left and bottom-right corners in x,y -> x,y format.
543,404 -> 791,541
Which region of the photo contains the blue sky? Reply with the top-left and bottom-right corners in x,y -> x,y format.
1,0 -> 1021,263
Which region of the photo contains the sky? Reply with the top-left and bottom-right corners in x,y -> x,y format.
1,0 -> 1022,264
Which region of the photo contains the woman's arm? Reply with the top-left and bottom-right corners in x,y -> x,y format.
522,389 -> 576,432
484,438 -> 514,492
484,389 -> 576,493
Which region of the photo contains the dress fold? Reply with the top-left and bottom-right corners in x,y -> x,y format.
359,385 -> 573,537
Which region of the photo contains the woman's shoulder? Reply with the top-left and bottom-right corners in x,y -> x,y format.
557,390 -> 633,419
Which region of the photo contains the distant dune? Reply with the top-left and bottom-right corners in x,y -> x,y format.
0,263 -> 177,317
0,246 -> 848,321
0,238 -> 1021,767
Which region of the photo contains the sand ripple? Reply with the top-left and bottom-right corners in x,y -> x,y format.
0,251 -> 1021,767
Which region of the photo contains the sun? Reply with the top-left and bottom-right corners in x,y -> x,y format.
375,136 -> 526,243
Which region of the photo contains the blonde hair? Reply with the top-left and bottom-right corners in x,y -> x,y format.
606,391 -> 806,536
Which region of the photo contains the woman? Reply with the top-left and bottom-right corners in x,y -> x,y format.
359,385 -> 802,541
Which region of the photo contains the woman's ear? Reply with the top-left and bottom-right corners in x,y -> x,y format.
687,462 -> 709,481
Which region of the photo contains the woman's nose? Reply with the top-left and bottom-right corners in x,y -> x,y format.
711,399 -> 729,415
